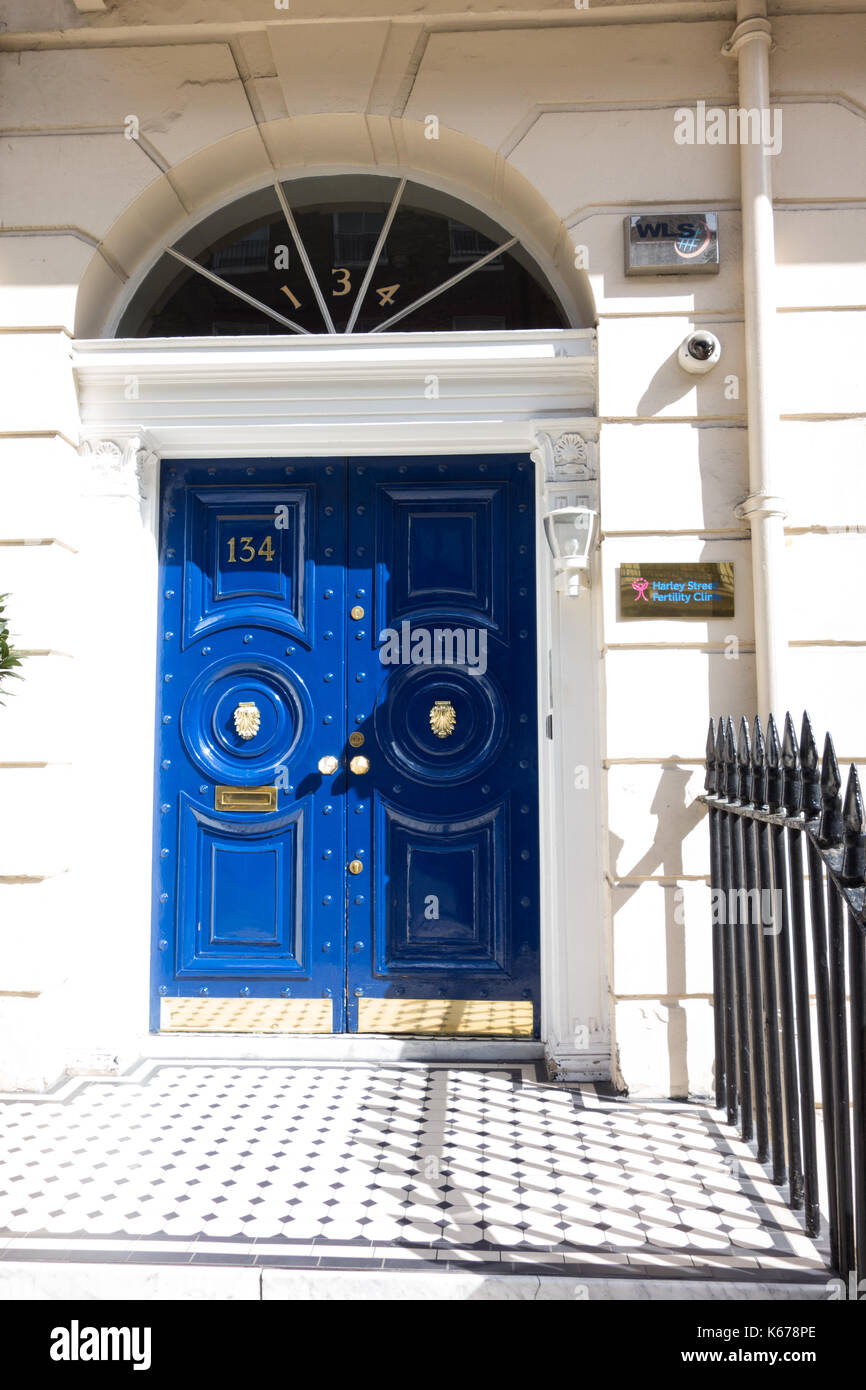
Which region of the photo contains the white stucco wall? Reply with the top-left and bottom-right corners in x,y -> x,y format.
0,0 -> 864,1095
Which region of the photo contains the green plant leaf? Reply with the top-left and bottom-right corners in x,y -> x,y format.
0,592 -> 25,701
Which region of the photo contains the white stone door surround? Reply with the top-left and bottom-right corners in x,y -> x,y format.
72,328 -> 608,1079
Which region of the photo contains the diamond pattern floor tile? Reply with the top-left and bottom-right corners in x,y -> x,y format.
0,1061 -> 829,1278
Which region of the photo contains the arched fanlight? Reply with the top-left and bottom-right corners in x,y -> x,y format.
118,175 -> 570,339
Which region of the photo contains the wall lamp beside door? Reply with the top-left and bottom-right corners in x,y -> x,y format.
543,506 -> 598,597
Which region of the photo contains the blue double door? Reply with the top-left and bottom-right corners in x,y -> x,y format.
153,457 -> 540,1035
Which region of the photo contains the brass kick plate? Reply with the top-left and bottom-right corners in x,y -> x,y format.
215,785 -> 277,813
357,998 -> 534,1036
160,998 -> 333,1033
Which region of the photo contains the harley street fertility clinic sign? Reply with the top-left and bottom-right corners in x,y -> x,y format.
619,562 -> 734,618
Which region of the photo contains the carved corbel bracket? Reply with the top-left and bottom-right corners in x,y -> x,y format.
79,436 -> 159,502
531,425 -> 599,512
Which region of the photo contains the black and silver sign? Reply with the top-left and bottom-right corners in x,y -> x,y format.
625,212 -> 719,275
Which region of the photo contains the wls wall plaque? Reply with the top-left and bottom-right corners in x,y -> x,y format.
619,562 -> 734,619
625,212 -> 719,275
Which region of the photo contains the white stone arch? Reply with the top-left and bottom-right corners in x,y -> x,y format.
74,114 -> 597,338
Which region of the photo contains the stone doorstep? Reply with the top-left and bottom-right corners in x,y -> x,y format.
0,1261 -> 833,1301
0,1237 -> 829,1280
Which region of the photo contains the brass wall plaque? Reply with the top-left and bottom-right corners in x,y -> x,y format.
357,998 -> 534,1036
619,562 -> 734,619
215,784 -> 277,812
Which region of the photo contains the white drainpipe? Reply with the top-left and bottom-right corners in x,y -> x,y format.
723,0 -> 787,719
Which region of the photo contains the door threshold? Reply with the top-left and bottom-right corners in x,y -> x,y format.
142,1033 -> 545,1063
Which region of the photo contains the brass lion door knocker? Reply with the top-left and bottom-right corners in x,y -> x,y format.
429,699 -> 456,739
233,701 -> 261,741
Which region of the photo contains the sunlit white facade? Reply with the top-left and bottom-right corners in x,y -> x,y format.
1,0 -> 864,1097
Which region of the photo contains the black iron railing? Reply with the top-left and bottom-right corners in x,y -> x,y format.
701,712 -> 865,1283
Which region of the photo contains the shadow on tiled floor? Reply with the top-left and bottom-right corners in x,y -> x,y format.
0,1060 -> 831,1280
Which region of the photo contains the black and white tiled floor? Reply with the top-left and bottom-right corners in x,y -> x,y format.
0,1061 -> 829,1281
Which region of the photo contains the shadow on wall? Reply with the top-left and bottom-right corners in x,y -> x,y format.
636,338 -> 741,421
610,764 -> 706,1101
615,418 -> 753,1098
636,349 -> 700,418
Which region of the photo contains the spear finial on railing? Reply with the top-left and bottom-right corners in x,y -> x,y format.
737,715 -> 753,806
841,764 -> 865,887
818,731 -> 843,847
752,715 -> 767,810
725,716 -> 738,805
705,718 -> 717,794
766,713 -> 783,812
715,718 -> 728,799
782,711 -> 802,816
800,711 -> 821,820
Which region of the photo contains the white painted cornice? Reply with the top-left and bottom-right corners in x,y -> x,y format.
72,329 -> 596,459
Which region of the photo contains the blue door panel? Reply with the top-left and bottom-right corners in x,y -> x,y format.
151,460 -> 346,1029
376,484 -> 508,634
179,658 -> 316,787
152,455 -> 539,1034
182,488 -> 311,647
373,664 -> 509,787
176,795 -> 308,977
375,796 -> 508,973
345,456 -> 539,1032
